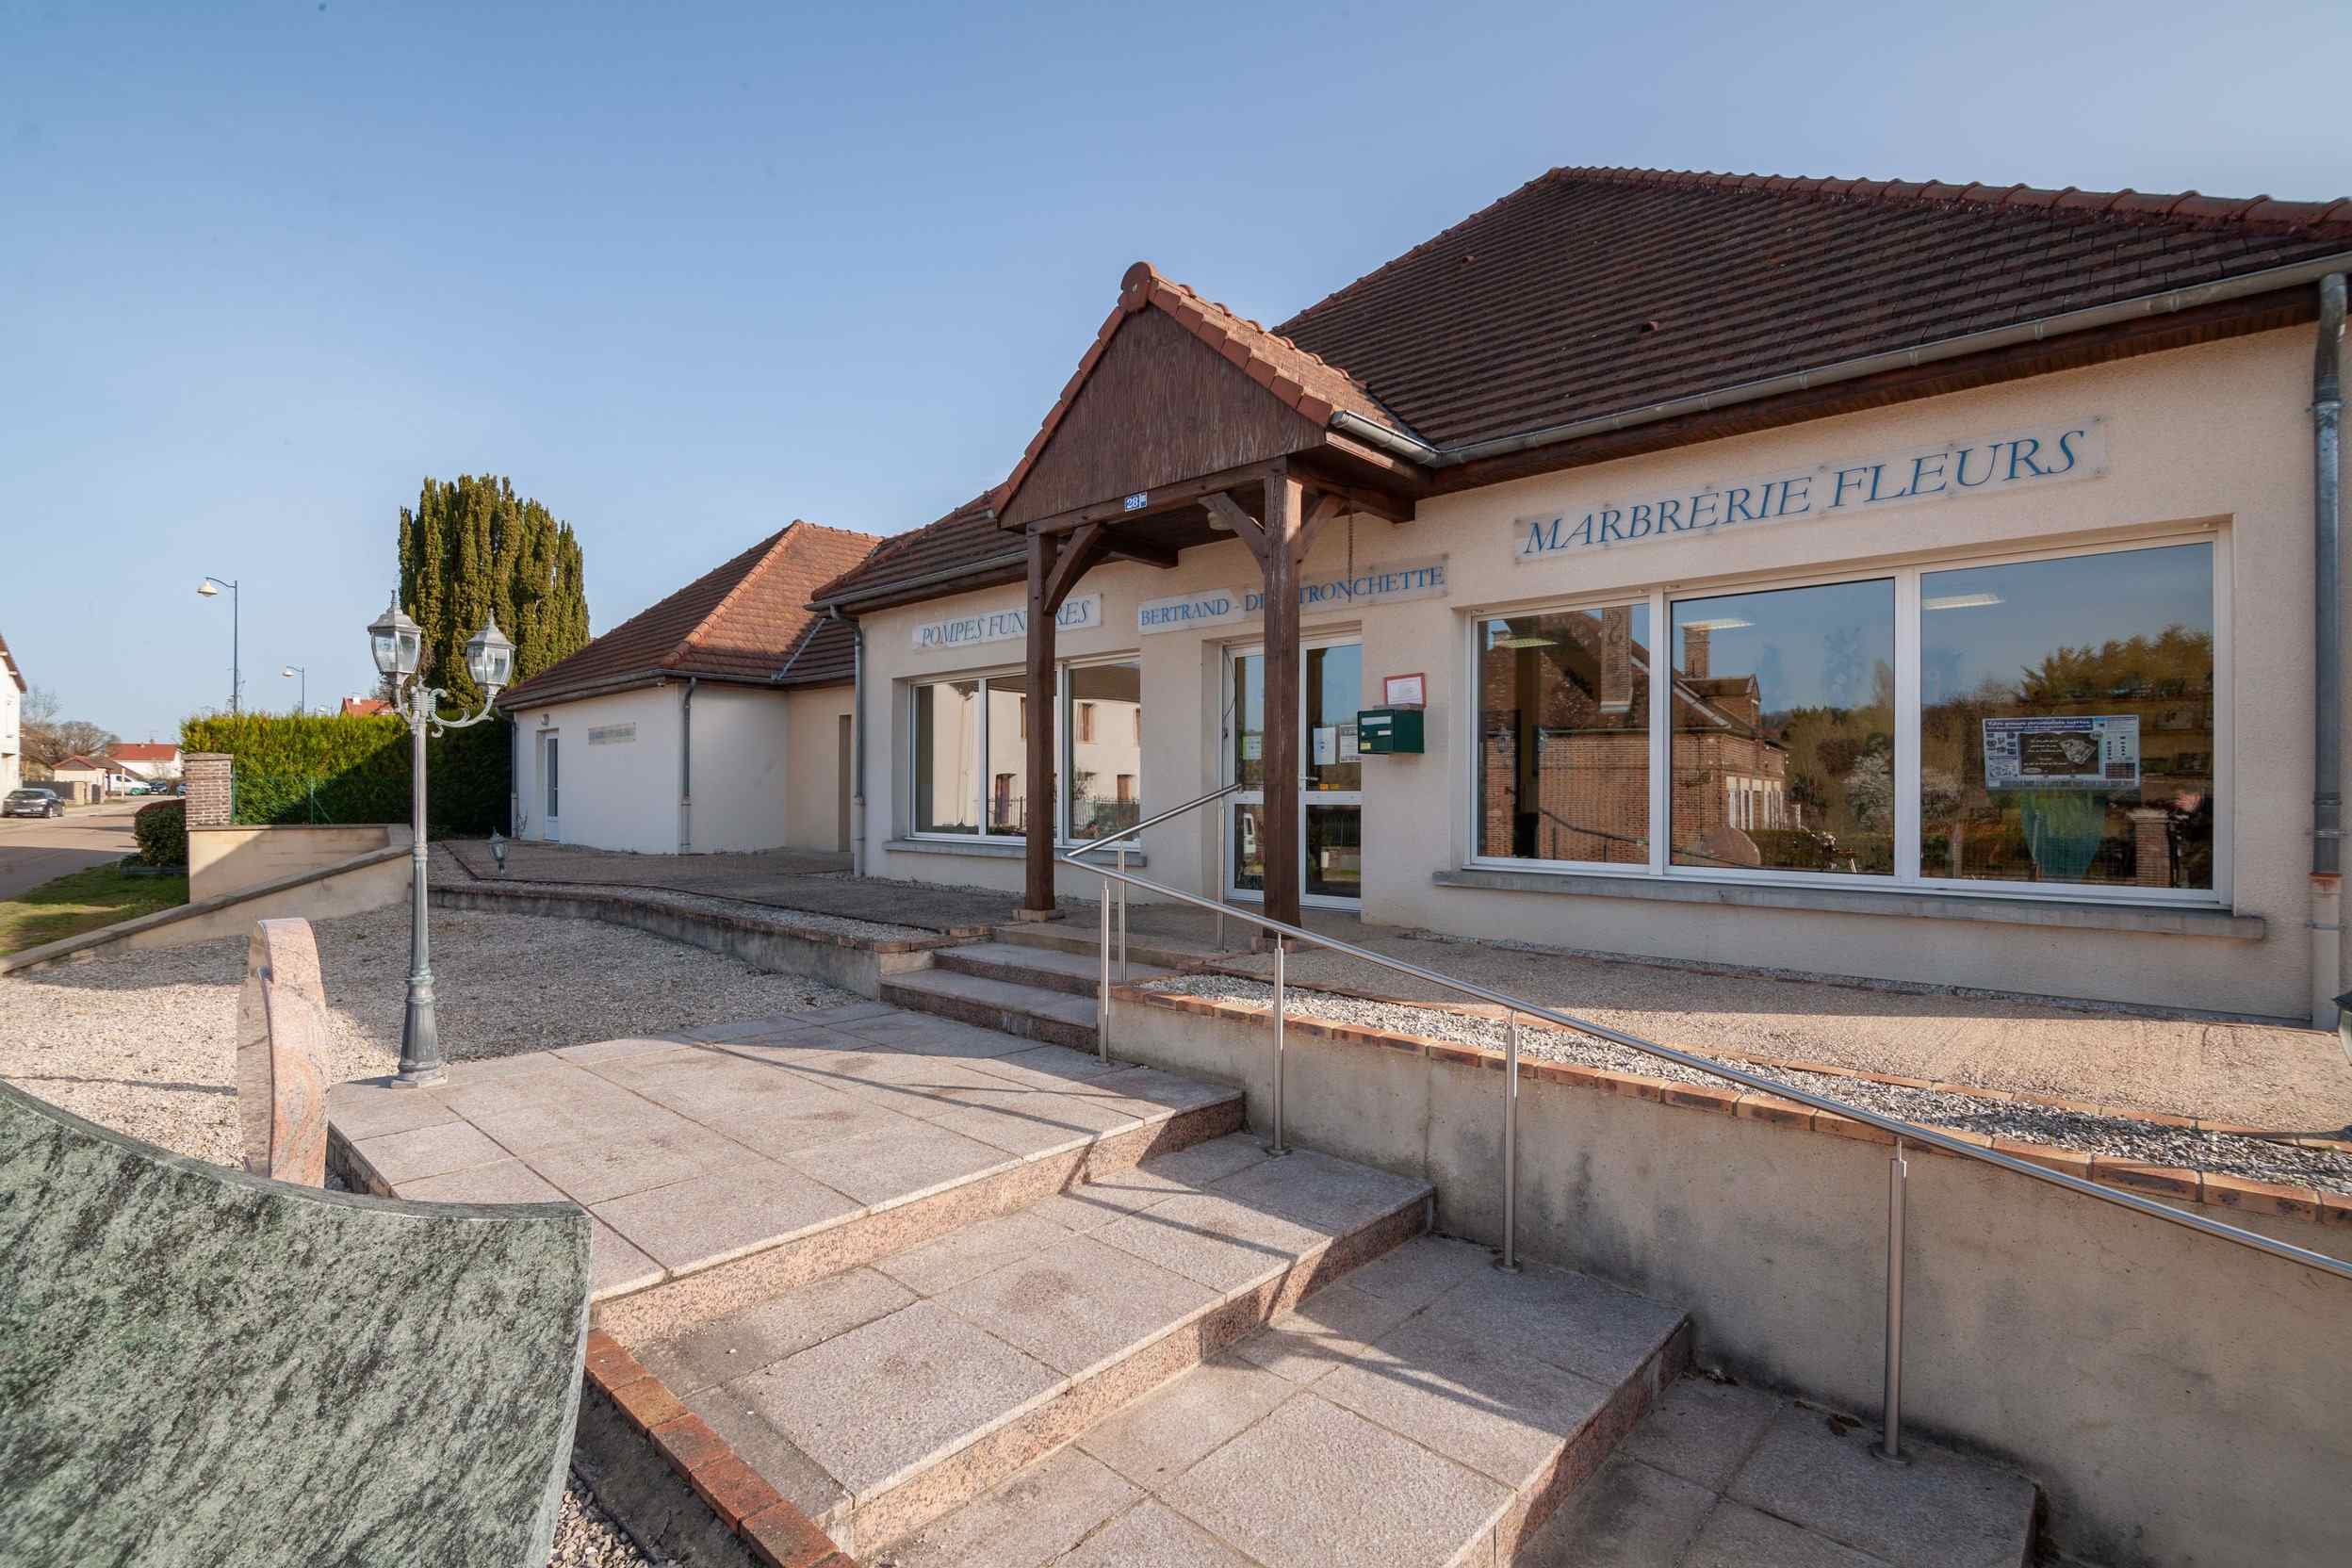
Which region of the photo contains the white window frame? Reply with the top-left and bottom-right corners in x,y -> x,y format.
906,653 -> 1146,847
1464,526 -> 2229,906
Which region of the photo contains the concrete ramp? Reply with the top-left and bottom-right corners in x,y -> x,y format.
0,1078 -> 591,1568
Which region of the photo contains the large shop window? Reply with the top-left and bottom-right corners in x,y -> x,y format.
910,662 -> 1142,843
1473,537 -> 2219,899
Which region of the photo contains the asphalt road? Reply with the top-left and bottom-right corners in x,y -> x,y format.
0,798 -> 146,901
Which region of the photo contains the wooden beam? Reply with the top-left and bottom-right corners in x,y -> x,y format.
1029,457 -> 1284,535
1200,492 -> 1266,565
1021,531 -> 1061,919
1101,538 -> 1182,570
1259,468 -> 1305,934
1295,491 -> 1344,564
1041,521 -> 1109,613
1289,466 -> 1418,525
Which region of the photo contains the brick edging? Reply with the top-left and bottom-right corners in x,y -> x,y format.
583,1329 -> 855,1568
1119,988 -> 2352,1228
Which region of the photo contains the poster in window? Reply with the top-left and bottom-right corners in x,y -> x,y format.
1313,726 -> 1338,765
1982,715 -> 2140,792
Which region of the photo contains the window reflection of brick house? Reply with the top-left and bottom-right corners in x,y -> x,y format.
1481,615 -> 1790,865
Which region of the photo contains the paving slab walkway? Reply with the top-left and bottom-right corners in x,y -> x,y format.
328,1002 -> 1239,1300
440,838 -> 1032,933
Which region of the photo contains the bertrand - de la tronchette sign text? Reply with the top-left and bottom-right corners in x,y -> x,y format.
1136,558 -> 1448,634
1512,418 -> 2108,562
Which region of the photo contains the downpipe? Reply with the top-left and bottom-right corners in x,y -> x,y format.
832,607 -> 868,877
678,677 -> 696,853
2312,273 -> 2345,1032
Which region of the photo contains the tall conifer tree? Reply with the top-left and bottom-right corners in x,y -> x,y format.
396,476 -> 590,706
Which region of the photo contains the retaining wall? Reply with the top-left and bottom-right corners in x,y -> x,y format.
1109,987 -> 2352,1568
190,823 -> 407,903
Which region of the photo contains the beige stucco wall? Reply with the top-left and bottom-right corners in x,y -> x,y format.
858,326 -> 2343,1020
508,687 -> 683,854
188,824 -> 406,903
781,685 -> 855,852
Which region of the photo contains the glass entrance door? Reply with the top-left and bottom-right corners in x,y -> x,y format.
1224,639 -> 1363,907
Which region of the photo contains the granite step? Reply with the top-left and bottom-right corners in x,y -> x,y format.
1514,1375 -> 2038,1568
626,1135 -> 1435,1560
995,919 -> 1229,973
884,1234 -> 1695,1568
331,1003 -> 1244,1310
932,939 -> 1178,999
881,965 -> 1102,1052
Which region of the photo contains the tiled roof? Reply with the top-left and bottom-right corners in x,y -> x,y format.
1276,166 -> 2352,450
0,629 -> 24,694
108,743 -> 179,762
340,697 -> 392,717
498,520 -> 879,710
808,493 -> 1016,612
814,164 -> 2352,612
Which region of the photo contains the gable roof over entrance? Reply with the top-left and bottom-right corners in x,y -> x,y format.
809,164 -> 2352,612
498,519 -> 879,710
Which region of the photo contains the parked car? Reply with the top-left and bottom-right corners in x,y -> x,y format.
5,788 -> 65,819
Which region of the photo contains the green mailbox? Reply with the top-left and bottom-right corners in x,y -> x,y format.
1357,707 -> 1425,754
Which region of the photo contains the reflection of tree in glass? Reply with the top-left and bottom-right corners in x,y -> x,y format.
2017,627 -> 2213,704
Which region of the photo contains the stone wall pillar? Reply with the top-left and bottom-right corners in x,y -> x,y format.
185,752 -> 233,828
2128,806 -> 2174,888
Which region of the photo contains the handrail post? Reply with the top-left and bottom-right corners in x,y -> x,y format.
1497,1009 -> 1521,1273
1097,887 -> 1113,1064
1880,1138 -> 1908,1463
1267,938 -> 1288,1156
1117,842 -> 1130,982
1215,808 -> 1227,951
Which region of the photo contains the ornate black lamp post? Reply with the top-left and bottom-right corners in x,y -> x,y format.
368,594 -> 513,1086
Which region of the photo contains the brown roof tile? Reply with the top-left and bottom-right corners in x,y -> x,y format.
498,520 -> 879,709
807,493 -> 1018,612
815,163 -> 2352,611
1276,165 -> 2352,449
0,629 -> 24,694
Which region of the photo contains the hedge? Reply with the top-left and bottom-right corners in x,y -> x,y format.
133,800 -> 187,867
180,712 -> 510,836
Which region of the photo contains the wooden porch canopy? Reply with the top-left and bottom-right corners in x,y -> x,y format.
992,261 -> 1428,930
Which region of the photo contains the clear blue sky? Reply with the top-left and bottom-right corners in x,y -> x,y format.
5,1 -> 2347,743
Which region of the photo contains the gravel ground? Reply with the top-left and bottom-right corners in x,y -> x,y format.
1148,975 -> 2352,1195
0,901 -> 860,1167
0,902 -> 852,1566
467,878 -> 941,943
550,1478 -> 667,1566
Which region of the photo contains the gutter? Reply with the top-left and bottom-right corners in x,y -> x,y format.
678,677 -> 696,854
1331,250 -> 2352,470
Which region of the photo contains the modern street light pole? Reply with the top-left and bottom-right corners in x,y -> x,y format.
368,593 -> 514,1086
197,576 -> 240,714
282,664 -> 307,715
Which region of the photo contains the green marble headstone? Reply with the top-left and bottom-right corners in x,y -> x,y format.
0,1079 -> 591,1567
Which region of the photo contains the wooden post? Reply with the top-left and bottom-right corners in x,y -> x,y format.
1261,469 -> 1305,933
1021,529 -> 1062,919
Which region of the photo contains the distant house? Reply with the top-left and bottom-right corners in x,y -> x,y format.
494,519 -> 880,854
48,753 -> 139,801
340,695 -> 393,718
109,742 -> 182,782
0,629 -> 22,797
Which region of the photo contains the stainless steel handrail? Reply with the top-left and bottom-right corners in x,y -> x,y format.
1062,781 -> 1243,1056
1055,848 -> 2352,1462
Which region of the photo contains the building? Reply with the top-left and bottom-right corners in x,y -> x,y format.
0,630 -> 22,797
339,695 -> 392,718
107,742 -> 182,783
808,166 -> 2352,1026
495,519 -> 879,854
46,754 -> 139,800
